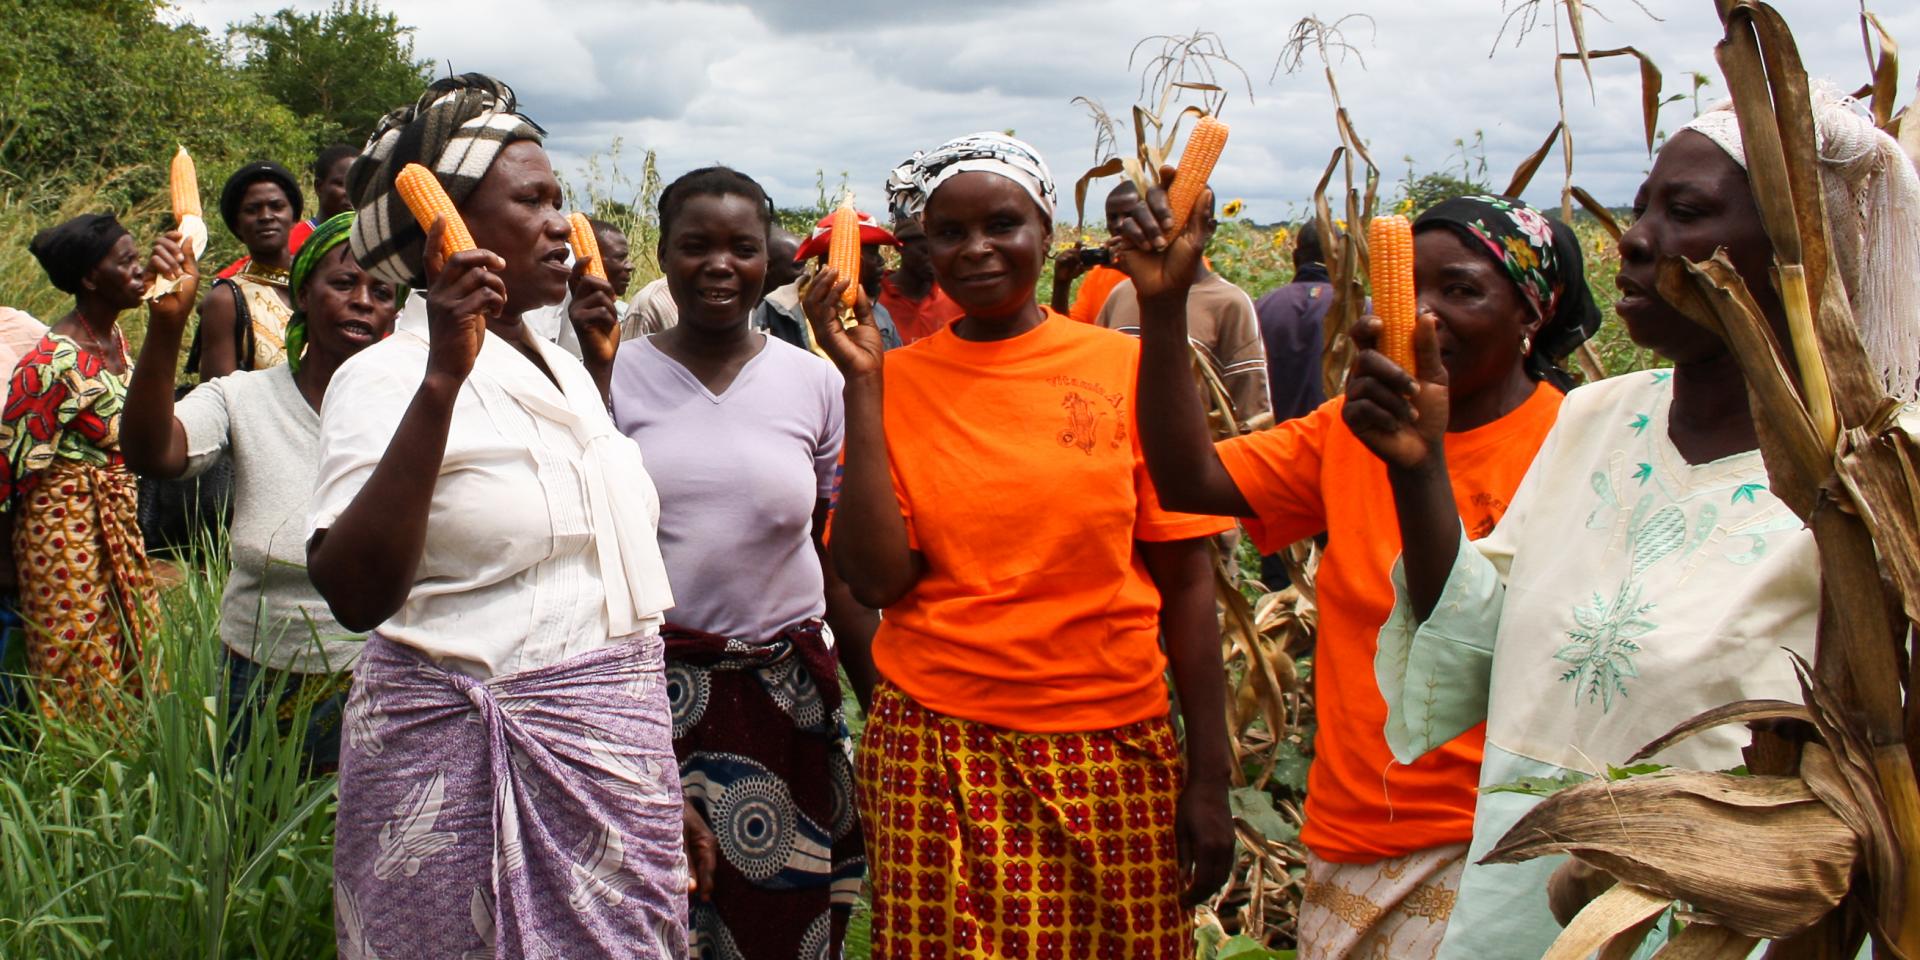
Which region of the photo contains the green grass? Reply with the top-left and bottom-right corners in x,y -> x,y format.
0,553 -> 340,959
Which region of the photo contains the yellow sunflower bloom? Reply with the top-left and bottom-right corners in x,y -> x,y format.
1221,199 -> 1245,218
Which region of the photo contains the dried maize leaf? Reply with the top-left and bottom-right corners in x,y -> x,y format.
1630,698 -> 1812,763
1860,11 -> 1899,130
1482,771 -> 1856,939
1541,883 -> 1670,960
1506,122 -> 1565,197
1071,157 -> 1126,232
1648,922 -> 1762,959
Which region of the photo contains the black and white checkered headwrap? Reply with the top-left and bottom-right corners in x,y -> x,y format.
347,74 -> 546,289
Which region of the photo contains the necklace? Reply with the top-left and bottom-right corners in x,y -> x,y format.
61,314 -> 124,360
242,260 -> 290,286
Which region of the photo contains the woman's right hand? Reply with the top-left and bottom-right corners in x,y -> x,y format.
146,231 -> 199,334
803,266 -> 885,380
1342,311 -> 1449,470
422,216 -> 506,384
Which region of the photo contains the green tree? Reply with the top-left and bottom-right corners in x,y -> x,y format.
0,0 -> 307,206
1398,170 -> 1489,216
230,0 -> 432,150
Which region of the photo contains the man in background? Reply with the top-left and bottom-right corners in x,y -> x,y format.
1256,224 -> 1337,422
877,216 -> 962,344
1097,191 -> 1270,428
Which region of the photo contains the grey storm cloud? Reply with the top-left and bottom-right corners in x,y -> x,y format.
179,0 -> 1916,226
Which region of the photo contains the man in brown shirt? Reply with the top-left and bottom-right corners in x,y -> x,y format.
1095,192 -> 1271,428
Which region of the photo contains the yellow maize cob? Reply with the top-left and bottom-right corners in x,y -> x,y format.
170,146 -> 201,222
395,163 -> 476,257
1166,115 -> 1229,234
567,212 -> 606,280
1368,214 -> 1417,373
827,201 -> 861,307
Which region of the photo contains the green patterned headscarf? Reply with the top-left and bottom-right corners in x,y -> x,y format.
286,212 -> 404,373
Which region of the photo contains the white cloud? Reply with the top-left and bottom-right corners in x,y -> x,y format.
173,0 -> 1918,222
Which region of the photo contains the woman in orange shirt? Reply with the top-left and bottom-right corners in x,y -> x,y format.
805,133 -> 1234,960
1113,182 -> 1601,960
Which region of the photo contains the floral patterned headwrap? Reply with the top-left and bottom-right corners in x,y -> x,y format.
1414,194 -> 1602,391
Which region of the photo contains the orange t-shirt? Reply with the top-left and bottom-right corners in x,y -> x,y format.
879,274 -> 966,345
870,309 -> 1233,732
1215,383 -> 1563,862
1067,265 -> 1128,324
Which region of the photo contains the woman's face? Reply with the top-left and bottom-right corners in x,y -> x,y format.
317,156 -> 355,220
1615,129 -> 1779,364
85,233 -> 147,309
236,181 -> 296,258
922,172 -> 1048,319
462,140 -> 572,318
660,192 -> 768,332
300,245 -> 398,362
1414,227 -> 1539,399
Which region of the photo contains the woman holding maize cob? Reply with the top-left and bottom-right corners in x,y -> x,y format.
122,211 -> 399,774
1115,168 -> 1599,958
808,132 -> 1235,959
0,213 -> 160,719
192,161 -> 302,379
1334,93 -> 1920,959
609,164 -> 874,959
303,75 -> 686,958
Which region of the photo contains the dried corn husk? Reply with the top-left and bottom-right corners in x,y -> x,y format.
1649,922 -> 1762,959
1482,770 -> 1857,939
1540,883 -> 1670,960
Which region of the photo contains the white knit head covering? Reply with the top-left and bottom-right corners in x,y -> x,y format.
885,133 -> 1057,225
1680,87 -> 1920,402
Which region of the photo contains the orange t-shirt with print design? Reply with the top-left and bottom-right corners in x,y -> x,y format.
870,309 -> 1232,733
1215,383 -> 1563,862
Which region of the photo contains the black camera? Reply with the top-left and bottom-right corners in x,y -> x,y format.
1075,245 -> 1113,267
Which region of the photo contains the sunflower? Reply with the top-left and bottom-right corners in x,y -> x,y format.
1221,199 -> 1244,218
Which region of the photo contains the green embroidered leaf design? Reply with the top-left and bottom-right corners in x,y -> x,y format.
1732,483 -> 1764,504
1555,584 -> 1657,711
1633,462 -> 1654,485
1651,370 -> 1672,383
1629,413 -> 1650,435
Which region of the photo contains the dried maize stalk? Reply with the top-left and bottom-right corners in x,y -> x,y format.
1368,214 -> 1416,373
826,200 -> 861,309
567,212 -> 605,281
395,163 -> 476,257
1167,115 -> 1229,234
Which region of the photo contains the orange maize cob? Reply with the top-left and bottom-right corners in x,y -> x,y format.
1166,115 -> 1229,234
395,163 -> 476,257
567,212 -> 606,280
826,201 -> 860,307
170,146 -> 201,222
1368,214 -> 1417,373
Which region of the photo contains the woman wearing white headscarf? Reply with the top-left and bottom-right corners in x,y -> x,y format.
1339,89 -> 1920,959
805,133 -> 1235,958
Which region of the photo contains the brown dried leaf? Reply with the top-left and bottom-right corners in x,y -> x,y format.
1506,122 -> 1565,197
1482,771 -> 1857,939
1541,883 -> 1670,960
1630,698 -> 1812,763
1861,11 -> 1899,130
1072,157 -> 1126,232
1558,47 -> 1665,154
1648,922 -> 1762,959
1570,185 -> 1623,240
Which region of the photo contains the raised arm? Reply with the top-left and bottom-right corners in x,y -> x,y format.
1048,248 -> 1086,314
307,221 -> 506,631
122,232 -> 199,478
1340,312 -> 1460,618
566,258 -> 620,406
1111,169 -> 1253,518
802,267 -> 924,608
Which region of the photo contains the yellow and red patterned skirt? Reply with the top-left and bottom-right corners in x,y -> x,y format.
856,681 -> 1190,960
12,460 -> 157,718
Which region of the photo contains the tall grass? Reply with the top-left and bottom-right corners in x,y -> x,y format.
0,548 -> 339,959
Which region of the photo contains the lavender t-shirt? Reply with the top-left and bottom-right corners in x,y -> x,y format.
611,333 -> 844,642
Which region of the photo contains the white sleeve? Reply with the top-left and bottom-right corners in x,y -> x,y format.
307,348 -> 422,536
172,377 -> 232,480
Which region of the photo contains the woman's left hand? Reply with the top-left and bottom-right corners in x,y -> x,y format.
683,801 -> 718,902
1176,778 -> 1235,907
567,259 -> 621,370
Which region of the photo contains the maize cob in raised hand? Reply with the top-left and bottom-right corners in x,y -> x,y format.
826,200 -> 861,309
395,163 -> 476,257
1166,115 -> 1229,235
170,145 -> 207,260
1367,214 -> 1417,373
567,212 -> 606,280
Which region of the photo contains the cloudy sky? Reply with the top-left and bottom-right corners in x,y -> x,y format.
177,0 -> 1915,225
